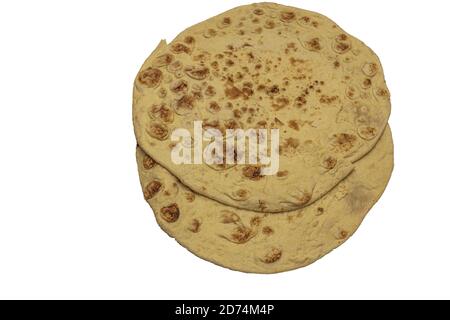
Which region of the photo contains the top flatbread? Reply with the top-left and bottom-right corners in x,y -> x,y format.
133,2 -> 391,212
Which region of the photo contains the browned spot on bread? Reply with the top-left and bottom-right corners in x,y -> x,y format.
144,181 -> 162,200
298,192 -> 312,205
222,17 -> 231,26
224,119 -> 240,130
147,122 -> 169,140
337,230 -> 349,240
225,86 -> 242,99
143,154 -> 156,169
299,16 -> 311,24
264,20 -> 275,29
256,120 -> 267,128
138,67 -> 162,88
188,219 -> 201,233
221,219 -> 256,244
158,87 -> 167,98
288,120 -> 300,131
210,61 -> 219,69
253,8 -> 264,15
160,204 -> 180,223
358,126 -> 377,140
168,60 -> 182,73
226,225 -> 254,244
294,96 -> 307,108
242,165 -> 263,180
362,62 -> 378,77
332,133 -> 358,152
283,137 -> 300,149
262,226 -> 274,235
184,65 -> 209,80
272,96 -> 290,110
150,104 -> 174,123
261,248 -> 282,263
185,192 -> 195,202
170,79 -> 188,93
305,38 -> 322,51
322,156 -> 337,170
154,54 -> 174,67
173,95 -> 194,114
233,109 -> 242,118
290,57 -> 304,66
208,101 -> 221,113
242,86 -> 254,98
202,119 -> 220,130
225,59 -> 234,67
234,189 -> 250,200
320,95 -> 338,104
191,86 -> 203,100
184,36 -> 195,45
277,170 -> 288,177
171,43 -> 191,54
362,78 -> 372,89
346,86 -> 358,100
258,200 -> 267,211
221,211 -> 240,224
205,85 -> 216,97
266,85 -> 280,96
193,51 -> 211,62
376,87 -> 390,99
334,33 -> 352,54
280,11 -> 296,22
250,216 -> 262,227
203,28 -> 217,38
336,34 -> 348,41
254,27 -> 263,34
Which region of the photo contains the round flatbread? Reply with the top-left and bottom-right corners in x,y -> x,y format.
133,3 -> 391,212
136,126 -> 393,273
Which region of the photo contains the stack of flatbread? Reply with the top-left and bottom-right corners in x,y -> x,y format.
132,3 -> 393,273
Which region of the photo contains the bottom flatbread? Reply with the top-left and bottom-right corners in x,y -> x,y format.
136,126 -> 394,273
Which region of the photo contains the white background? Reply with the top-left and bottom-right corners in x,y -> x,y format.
0,0 -> 449,300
